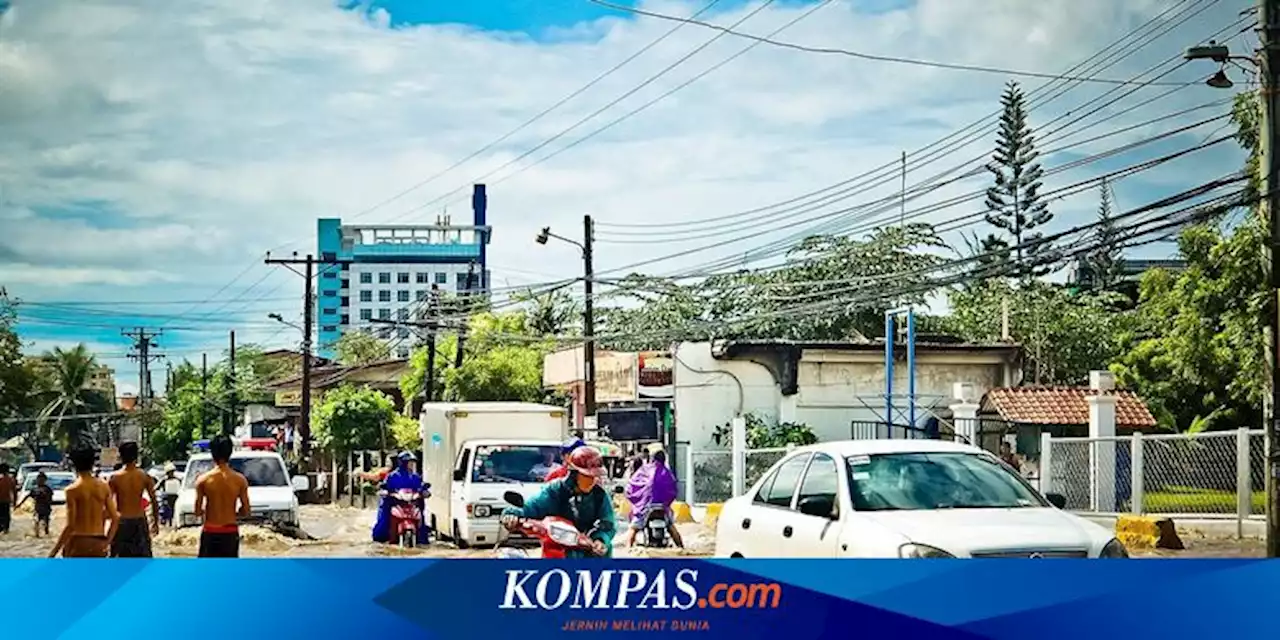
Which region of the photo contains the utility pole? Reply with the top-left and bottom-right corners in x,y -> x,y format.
228,331 -> 237,436
265,253 -> 352,470
455,263 -> 477,370
582,214 -> 597,420
1185,4 -> 1280,556
371,288 -> 460,404
122,328 -> 163,410
200,353 -> 208,438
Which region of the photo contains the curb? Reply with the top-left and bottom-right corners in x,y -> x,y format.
671,501 -> 695,524
703,503 -> 723,528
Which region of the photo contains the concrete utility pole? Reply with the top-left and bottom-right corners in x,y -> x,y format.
228,330 -> 236,436
536,216 -> 597,426
370,286 -> 466,405
265,253 -> 352,470
1186,1 -> 1280,556
122,328 -> 163,409
201,353 -> 208,438
455,262 -> 477,371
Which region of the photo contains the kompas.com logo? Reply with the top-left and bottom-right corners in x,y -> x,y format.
499,569 -> 782,610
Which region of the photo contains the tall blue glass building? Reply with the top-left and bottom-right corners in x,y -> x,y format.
315,184 -> 491,360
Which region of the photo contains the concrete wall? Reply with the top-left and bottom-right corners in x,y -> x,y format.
674,342 -> 1018,449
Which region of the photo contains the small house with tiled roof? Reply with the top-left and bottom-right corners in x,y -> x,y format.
975,383 -> 1159,465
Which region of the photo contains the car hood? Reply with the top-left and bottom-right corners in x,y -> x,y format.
861,507 -> 1111,556
176,486 -> 296,511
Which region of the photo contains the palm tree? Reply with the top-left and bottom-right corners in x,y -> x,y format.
37,345 -> 111,450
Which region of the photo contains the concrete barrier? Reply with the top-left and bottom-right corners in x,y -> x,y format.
1116,515 -> 1185,550
671,501 -> 695,524
703,503 -> 723,528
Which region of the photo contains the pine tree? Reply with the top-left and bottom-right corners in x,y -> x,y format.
1086,178 -> 1123,289
984,81 -> 1054,278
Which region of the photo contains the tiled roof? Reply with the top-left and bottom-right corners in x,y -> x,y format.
983,387 -> 1158,429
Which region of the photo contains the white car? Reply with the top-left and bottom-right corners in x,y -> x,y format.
174,450 -> 309,528
714,439 -> 1128,559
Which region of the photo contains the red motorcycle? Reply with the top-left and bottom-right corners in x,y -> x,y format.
388,489 -> 423,549
497,491 -> 601,559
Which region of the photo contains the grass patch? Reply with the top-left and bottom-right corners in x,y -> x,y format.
1144,489 -> 1265,513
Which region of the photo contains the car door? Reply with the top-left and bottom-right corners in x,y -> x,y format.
782,453 -> 845,557
739,453 -> 811,557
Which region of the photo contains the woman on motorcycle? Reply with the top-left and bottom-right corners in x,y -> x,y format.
500,447 -> 616,558
371,451 -> 431,545
624,449 -> 683,548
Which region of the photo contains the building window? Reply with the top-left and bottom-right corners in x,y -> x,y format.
340,314 -> 350,326
435,272 -> 447,285
398,308 -> 410,320
396,347 -> 410,359
322,325 -> 337,333
379,272 -> 391,284
322,307 -> 336,315
322,271 -> 337,279
360,309 -> 372,321
360,273 -> 372,284
398,290 -> 410,303
398,272 -> 410,284
456,273 -> 469,290
359,290 -> 372,303
397,328 -> 410,339
378,308 -> 391,320
377,327 -> 392,340
321,290 -> 337,298
416,290 -> 428,302
379,290 -> 391,303
416,272 -> 429,284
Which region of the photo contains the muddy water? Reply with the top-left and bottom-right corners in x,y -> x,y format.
0,502 -> 716,558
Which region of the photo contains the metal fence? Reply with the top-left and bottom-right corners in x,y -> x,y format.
1041,429 -> 1266,532
683,446 -> 797,506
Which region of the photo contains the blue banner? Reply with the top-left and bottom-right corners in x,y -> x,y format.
1,559 -> 1274,638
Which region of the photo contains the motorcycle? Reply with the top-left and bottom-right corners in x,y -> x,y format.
496,491 -> 601,559
638,503 -> 671,548
387,489 -> 424,549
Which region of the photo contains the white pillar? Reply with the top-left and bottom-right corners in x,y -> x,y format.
1130,432 -> 1144,515
949,382 -> 980,446
685,445 -> 697,505
1088,371 -> 1117,512
779,395 -> 799,425
1237,427 -> 1251,538
730,416 -> 747,497
1039,431 -> 1054,495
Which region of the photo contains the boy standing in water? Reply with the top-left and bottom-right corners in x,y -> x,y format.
51,448 -> 117,558
16,472 -> 53,537
108,442 -> 158,557
0,464 -> 15,534
194,435 -> 250,557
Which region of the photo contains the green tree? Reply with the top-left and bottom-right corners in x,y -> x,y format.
168,359 -> 201,392
516,287 -> 580,337
312,384 -> 396,452
984,81 -> 1054,277
333,330 -> 392,366
36,344 -> 113,449
444,344 -> 547,402
1086,178 -> 1124,290
151,381 -> 205,462
390,414 -> 421,451
0,292 -> 37,432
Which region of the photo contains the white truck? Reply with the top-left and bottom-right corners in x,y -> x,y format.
421,401 -> 568,548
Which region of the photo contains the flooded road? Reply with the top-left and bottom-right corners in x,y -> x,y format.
0,502 -> 716,558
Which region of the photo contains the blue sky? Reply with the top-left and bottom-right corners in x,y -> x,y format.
0,0 -> 1252,394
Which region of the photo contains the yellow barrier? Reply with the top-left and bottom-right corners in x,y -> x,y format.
1115,515 -> 1184,550
703,503 -> 723,529
671,501 -> 695,524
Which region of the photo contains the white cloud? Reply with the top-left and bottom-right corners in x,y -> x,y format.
0,0 -> 1248,355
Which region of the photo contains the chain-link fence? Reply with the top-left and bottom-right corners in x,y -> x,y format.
1042,429 -> 1265,527
683,446 -> 794,506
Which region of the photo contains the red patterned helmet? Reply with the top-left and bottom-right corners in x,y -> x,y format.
566,446 -> 605,478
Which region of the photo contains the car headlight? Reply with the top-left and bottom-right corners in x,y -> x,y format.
899,543 -> 955,558
472,504 -> 491,518
1100,538 -> 1129,558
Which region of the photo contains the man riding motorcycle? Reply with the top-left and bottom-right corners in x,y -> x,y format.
500,446 -> 616,558
624,448 -> 684,548
542,437 -> 586,483
371,451 -> 431,545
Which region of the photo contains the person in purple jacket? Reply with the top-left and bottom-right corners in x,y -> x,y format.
624,449 -> 683,548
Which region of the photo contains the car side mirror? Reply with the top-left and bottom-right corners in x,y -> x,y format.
504,491 -> 525,508
452,469 -> 465,482
1045,493 -> 1067,509
291,475 -> 310,492
798,496 -> 835,519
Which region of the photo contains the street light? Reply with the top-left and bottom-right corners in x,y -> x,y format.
267,313 -> 302,332
535,216 -> 596,430
1184,40 -> 1257,88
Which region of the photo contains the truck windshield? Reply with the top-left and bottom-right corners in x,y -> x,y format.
472,445 -> 562,484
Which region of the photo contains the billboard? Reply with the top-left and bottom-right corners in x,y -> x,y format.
594,351 -> 638,403
636,351 -> 673,399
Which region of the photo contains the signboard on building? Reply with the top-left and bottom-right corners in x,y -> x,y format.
275,389 -> 302,407
636,351 -> 674,399
99,446 -> 119,467
595,352 -> 638,403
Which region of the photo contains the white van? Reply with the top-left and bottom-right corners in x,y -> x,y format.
175,449 -> 309,528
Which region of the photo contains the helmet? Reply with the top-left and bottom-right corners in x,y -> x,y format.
565,446 -> 605,478
397,451 -> 415,462
561,438 -> 585,454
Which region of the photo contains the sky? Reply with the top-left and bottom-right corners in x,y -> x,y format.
0,0 -> 1253,396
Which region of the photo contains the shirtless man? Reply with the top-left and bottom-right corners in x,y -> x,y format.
195,435 -> 250,558
108,442 -> 158,557
50,448 -> 118,558
0,464 -> 16,534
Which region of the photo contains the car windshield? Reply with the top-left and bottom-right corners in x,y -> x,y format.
183,457 -> 288,488
847,452 -> 1046,511
26,474 -> 74,490
471,445 -> 562,484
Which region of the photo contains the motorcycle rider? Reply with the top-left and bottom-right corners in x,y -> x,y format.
624,448 -> 684,548
500,446 -> 616,558
157,463 -> 182,527
371,451 -> 431,545
543,437 -> 586,483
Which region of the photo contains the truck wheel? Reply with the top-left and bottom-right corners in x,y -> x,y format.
453,520 -> 470,549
